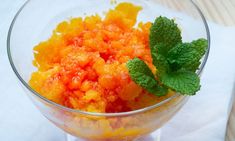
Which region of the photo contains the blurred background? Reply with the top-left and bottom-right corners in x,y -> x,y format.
0,0 -> 235,141
157,0 -> 235,26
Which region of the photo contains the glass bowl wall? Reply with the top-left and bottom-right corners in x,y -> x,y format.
7,0 -> 210,140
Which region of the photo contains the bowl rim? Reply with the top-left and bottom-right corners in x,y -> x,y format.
7,0 -> 210,117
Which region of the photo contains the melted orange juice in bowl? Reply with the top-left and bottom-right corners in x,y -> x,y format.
29,2 -> 183,140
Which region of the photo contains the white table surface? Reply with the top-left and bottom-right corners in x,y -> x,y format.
1,1 -> 235,141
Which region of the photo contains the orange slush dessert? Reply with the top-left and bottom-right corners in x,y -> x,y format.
29,3 -> 175,113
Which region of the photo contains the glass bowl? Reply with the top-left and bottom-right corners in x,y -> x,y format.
7,0 -> 210,141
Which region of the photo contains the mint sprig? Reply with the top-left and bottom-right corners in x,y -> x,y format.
127,16 -> 208,96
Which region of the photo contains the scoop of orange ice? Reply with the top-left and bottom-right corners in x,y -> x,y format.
29,2 -> 172,113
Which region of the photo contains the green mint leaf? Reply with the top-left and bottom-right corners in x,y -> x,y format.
149,16 -> 182,53
189,38 -> 208,71
191,38 -> 208,56
167,39 -> 208,72
155,85 -> 169,96
167,43 -> 201,71
161,70 -> 200,95
126,58 -> 167,96
151,44 -> 170,75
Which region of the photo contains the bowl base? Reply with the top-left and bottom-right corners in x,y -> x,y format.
66,130 -> 161,141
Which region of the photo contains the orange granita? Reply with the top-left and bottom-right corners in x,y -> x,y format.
29,2 -> 173,113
